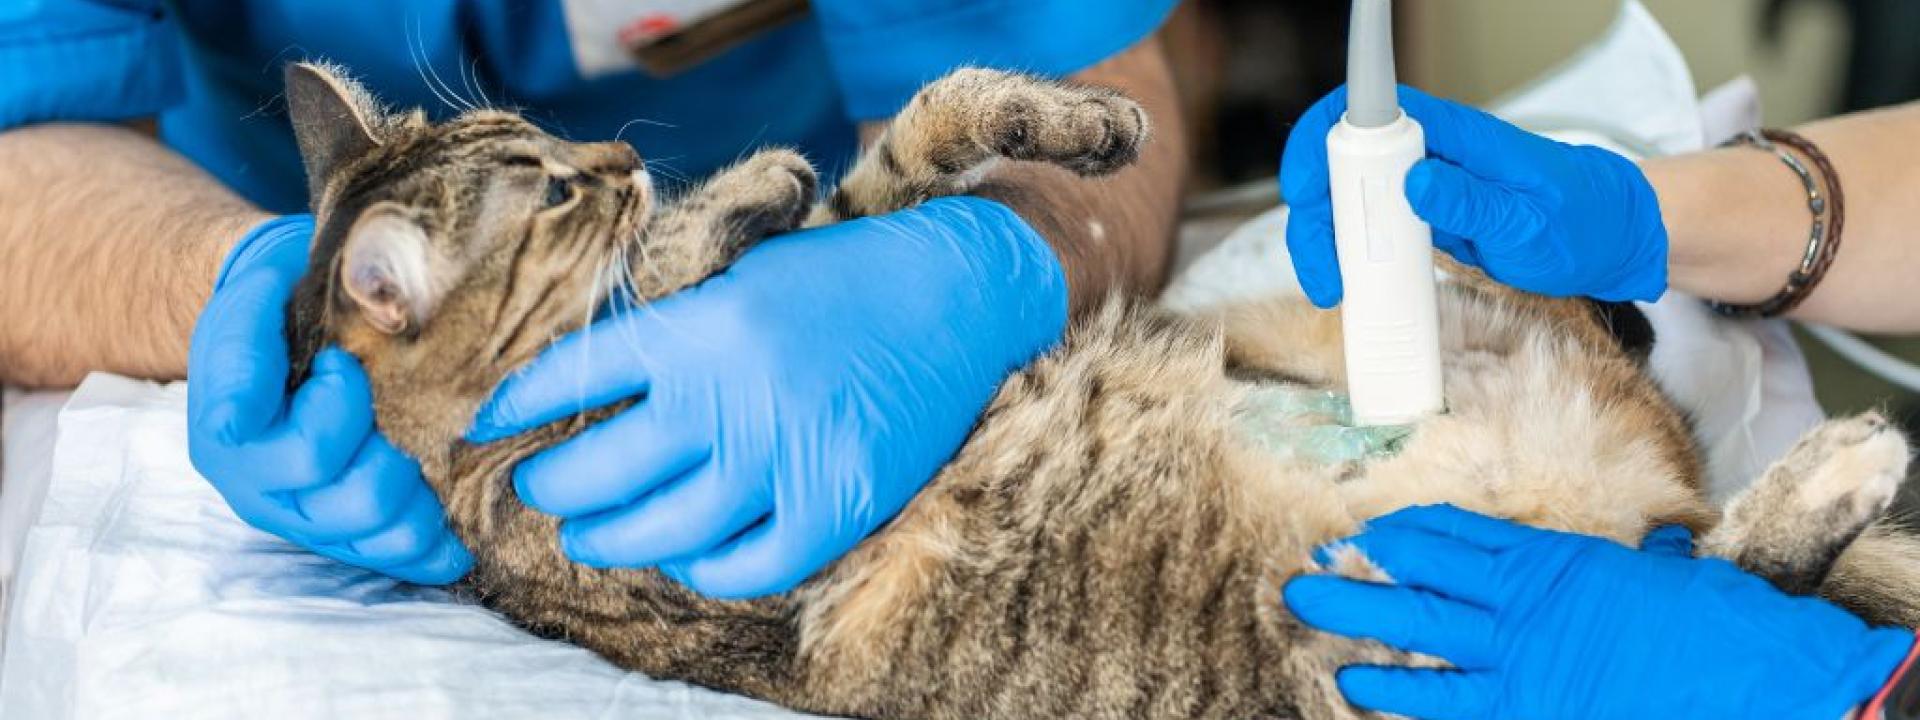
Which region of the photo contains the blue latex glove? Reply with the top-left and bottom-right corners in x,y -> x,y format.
187,215 -> 473,584
467,196 -> 1066,600
1279,85 -> 1669,308
1283,504 -> 1914,720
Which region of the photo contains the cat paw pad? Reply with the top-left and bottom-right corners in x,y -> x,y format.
978,87 -> 1147,177
1789,413 -> 1909,520
1703,412 -> 1913,595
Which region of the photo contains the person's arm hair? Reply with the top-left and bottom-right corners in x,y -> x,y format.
1646,102 -> 1920,333
0,122 -> 270,387
861,34 -> 1188,314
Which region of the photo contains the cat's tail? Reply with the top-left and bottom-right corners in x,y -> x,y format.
1821,521 -> 1920,629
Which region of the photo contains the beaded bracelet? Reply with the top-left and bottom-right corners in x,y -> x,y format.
1707,128 -> 1846,318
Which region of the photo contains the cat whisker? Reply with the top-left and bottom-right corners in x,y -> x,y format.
427,47 -> 478,112
609,245 -> 658,357
474,58 -> 495,107
570,257 -> 616,412
568,244 -> 664,414
406,16 -> 476,113
408,51 -> 462,113
640,158 -> 690,186
458,54 -> 493,109
605,234 -> 692,361
590,245 -> 627,317
614,117 -> 674,144
241,91 -> 287,122
454,50 -> 476,108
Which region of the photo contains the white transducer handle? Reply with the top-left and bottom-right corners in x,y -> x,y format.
1326,112 -> 1445,426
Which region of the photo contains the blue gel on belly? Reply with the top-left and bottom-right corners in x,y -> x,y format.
1233,386 -> 1415,464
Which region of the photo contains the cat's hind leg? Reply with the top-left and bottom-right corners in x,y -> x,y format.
1700,413 -> 1911,595
1727,413 -> 1920,629
812,68 -> 1149,224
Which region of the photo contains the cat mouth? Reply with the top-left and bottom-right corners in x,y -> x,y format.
612,165 -> 654,252
630,167 -> 652,208
592,167 -> 657,312
623,166 -> 654,247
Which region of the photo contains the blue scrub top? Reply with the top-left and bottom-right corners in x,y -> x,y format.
0,0 -> 1174,215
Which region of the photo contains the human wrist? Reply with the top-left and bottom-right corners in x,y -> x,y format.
213,214 -> 314,291
1646,148 -> 1808,305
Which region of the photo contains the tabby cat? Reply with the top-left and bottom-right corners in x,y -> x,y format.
280,61 -> 1920,719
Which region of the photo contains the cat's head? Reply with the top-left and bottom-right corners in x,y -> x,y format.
283,61 -> 651,450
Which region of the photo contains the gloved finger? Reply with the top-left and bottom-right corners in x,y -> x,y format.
187,267 -> 299,447
315,524 -> 474,586
217,486 -> 315,540
323,486 -> 465,571
1277,87 -> 1347,310
1283,575 -> 1496,667
236,347 -> 378,492
1639,524 -> 1696,557
1366,504 -> 1537,552
1336,666 -> 1494,720
467,313 -> 664,443
371,533 -> 475,586
560,465 -> 774,568
1285,209 -> 1343,308
1405,159 -> 1549,256
1395,85 -> 1542,185
512,402 -> 710,517
1431,232 -> 1484,271
1338,526 -> 1500,607
1278,84 -> 1348,209
669,511 -> 845,600
288,432 -> 424,543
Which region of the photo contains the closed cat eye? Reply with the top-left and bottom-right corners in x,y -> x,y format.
543,176 -> 575,208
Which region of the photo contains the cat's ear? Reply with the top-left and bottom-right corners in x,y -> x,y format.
286,61 -> 386,207
340,206 -> 440,335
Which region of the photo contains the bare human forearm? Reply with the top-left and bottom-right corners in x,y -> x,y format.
862,34 -> 1189,314
1645,103 -> 1920,333
0,123 -> 270,387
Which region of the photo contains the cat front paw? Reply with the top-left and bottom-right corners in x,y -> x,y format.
723,149 -> 818,235
971,75 -> 1150,177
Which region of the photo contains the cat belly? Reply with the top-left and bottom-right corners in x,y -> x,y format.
781,291 -> 1711,718
436,289 -> 1711,720
786,302 -> 1362,719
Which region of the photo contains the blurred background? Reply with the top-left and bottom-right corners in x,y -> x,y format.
1162,0 -> 1919,432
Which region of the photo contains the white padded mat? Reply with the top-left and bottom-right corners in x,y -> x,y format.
1,375 -> 827,719
0,386 -> 70,653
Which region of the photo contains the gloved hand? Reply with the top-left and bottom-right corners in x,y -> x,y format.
467,196 -> 1067,600
187,215 -> 473,584
1283,504 -> 1914,720
1279,85 -> 1669,307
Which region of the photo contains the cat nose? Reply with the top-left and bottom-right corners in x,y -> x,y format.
608,142 -> 642,173
585,141 -> 643,175
592,142 -> 648,202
